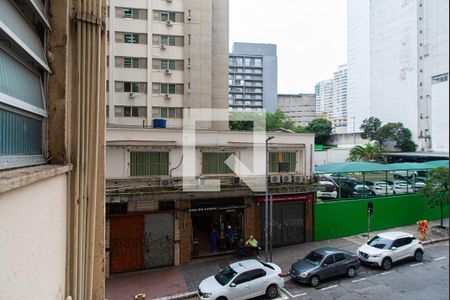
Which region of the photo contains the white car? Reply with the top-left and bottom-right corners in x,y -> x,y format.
357,231 -> 424,270
365,181 -> 394,196
198,259 -> 284,300
391,180 -> 415,194
317,181 -> 338,199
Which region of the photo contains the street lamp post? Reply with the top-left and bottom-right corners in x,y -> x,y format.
265,136 -> 275,262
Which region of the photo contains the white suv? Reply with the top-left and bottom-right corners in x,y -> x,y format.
357,231 -> 424,270
198,259 -> 284,300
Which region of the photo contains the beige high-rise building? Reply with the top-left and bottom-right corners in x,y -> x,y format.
107,0 -> 229,130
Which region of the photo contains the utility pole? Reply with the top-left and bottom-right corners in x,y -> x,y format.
368,201 -> 373,241
265,136 -> 275,262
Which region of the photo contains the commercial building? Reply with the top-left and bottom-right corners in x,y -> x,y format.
347,0 -> 449,152
229,43 -> 278,113
278,94 -> 316,126
107,0 -> 229,130
0,0 -> 105,298
315,65 -> 348,132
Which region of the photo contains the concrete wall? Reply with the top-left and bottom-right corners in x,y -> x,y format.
314,148 -> 352,166
0,175 -> 67,299
431,81 -> 449,152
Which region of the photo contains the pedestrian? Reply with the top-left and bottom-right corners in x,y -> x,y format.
237,238 -> 247,257
210,229 -> 218,253
224,225 -> 236,250
245,235 -> 260,257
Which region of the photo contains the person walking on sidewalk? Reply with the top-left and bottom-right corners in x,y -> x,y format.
225,225 -> 237,250
245,235 -> 260,257
210,229 -> 218,253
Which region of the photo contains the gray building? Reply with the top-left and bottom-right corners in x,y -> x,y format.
278,94 -> 316,126
229,43 -> 278,113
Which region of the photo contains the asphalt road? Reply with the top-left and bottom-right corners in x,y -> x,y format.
189,242 -> 449,300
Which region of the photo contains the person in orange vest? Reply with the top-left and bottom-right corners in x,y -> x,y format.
417,220 -> 429,241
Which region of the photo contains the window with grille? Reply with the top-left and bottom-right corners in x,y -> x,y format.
0,0 -> 50,169
130,152 -> 169,176
202,152 -> 234,175
269,152 -> 296,173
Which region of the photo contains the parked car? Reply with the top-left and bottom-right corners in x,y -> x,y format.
352,184 -> 376,198
392,171 -> 418,179
356,231 -> 424,270
198,259 -> 284,300
317,181 -> 338,199
289,247 -> 360,287
365,181 -> 394,196
390,180 -> 415,194
325,174 -> 358,184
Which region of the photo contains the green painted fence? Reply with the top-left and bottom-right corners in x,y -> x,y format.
314,194 -> 449,241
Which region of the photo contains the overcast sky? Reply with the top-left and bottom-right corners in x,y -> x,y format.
230,0 -> 348,94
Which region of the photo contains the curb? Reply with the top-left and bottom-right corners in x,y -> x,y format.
422,237 -> 449,245
153,291 -> 197,300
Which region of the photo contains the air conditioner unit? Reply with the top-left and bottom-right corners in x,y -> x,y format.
197,177 -> 206,186
269,176 -> 280,184
281,175 -> 292,183
128,92 -> 136,98
160,178 -> 171,187
292,175 -> 304,183
164,94 -> 172,100
165,69 -> 172,75
160,44 -> 167,50
166,20 -> 173,26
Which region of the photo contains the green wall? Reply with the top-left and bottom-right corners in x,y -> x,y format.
314,194 -> 449,241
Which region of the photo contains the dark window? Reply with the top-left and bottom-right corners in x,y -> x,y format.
233,272 -> 252,285
123,106 -> 131,117
323,255 -> 334,265
334,253 -> 346,262
249,269 -> 266,280
131,107 -> 139,117
106,203 -> 127,215
159,201 -> 175,211
368,236 -> 393,250
393,237 -> 412,248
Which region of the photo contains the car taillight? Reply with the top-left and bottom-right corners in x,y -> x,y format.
278,272 -> 283,277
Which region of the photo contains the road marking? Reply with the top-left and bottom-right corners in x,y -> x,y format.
321,285 -> 338,291
410,263 -> 424,267
277,289 -> 290,300
280,288 -> 307,298
435,256 -> 447,261
380,271 -> 394,275
352,278 -> 367,283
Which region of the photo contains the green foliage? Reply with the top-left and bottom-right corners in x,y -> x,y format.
360,117 -> 382,142
308,118 -> 332,145
420,167 -> 449,227
229,112 -> 266,131
348,142 -> 384,162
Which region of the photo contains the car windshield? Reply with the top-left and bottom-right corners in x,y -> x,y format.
214,266 -> 237,286
304,251 -> 324,266
368,236 -> 393,249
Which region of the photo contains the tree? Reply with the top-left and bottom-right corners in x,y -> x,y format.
229,112 -> 266,131
377,122 -> 417,152
348,142 -> 384,162
420,167 -> 449,228
308,118 -> 332,145
360,117 -> 382,142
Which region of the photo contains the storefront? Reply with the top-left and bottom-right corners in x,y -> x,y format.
189,198 -> 247,258
258,193 -> 314,247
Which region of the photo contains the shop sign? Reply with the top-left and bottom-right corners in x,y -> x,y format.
188,205 -> 247,213
257,193 -> 313,203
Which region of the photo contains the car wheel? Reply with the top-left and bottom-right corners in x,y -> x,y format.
414,249 -> 424,262
310,275 -> 320,287
265,284 -> 278,299
346,266 -> 356,278
216,297 -> 227,300
382,257 -> 392,270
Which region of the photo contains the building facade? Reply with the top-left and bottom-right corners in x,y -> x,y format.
107,0 -> 229,130
315,64 -> 348,132
105,128 -> 316,274
0,0 -> 106,299
347,0 -> 449,152
278,94 -> 316,126
229,43 -> 278,113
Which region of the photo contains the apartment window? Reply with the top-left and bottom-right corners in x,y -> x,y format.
123,8 -> 140,19
114,106 -> 147,118
161,36 -> 176,46
161,11 -> 176,22
202,152 -> 234,175
0,0 -> 50,169
161,60 -> 176,70
123,57 -> 141,68
269,152 -> 296,173
157,107 -> 183,119
115,82 -> 147,93
161,84 -> 176,94
153,83 -> 184,95
124,33 -> 139,44
130,152 -> 169,176
432,73 -> 448,84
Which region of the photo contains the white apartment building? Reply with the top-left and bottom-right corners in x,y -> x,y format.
315,65 -> 348,132
347,0 -> 449,152
278,94 -> 316,126
107,0 -> 229,130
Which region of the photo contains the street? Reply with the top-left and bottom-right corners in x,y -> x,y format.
188,243 -> 449,300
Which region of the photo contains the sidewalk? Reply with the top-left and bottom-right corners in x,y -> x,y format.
106,219 -> 448,300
